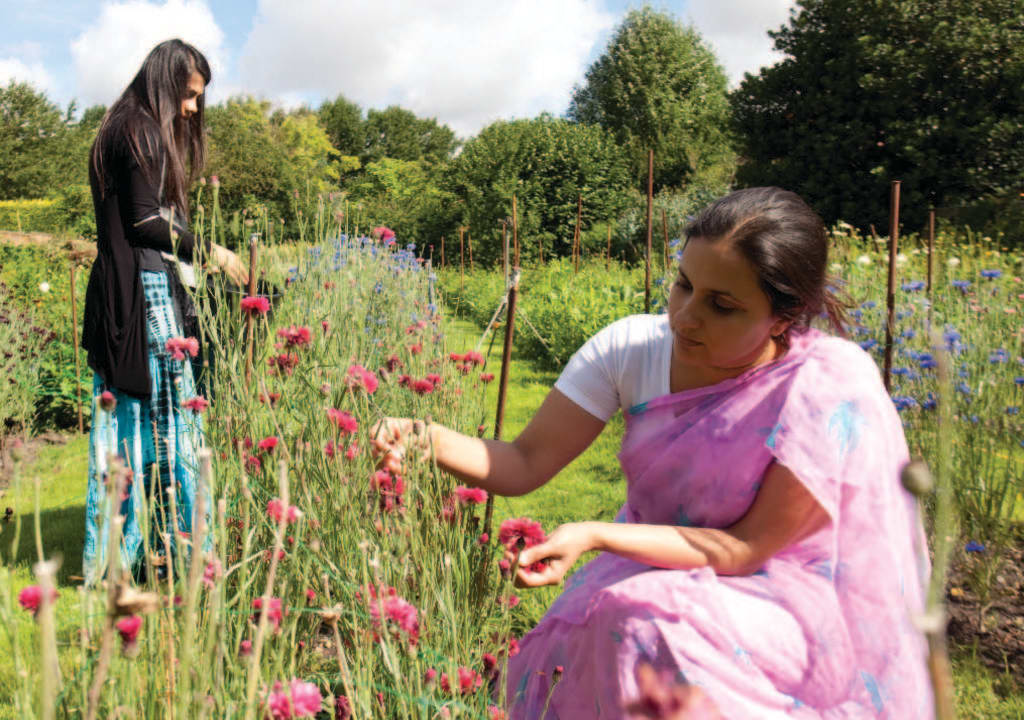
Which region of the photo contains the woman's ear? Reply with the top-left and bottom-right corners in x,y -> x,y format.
770,318 -> 792,339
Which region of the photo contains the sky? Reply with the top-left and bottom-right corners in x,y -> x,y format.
0,0 -> 795,138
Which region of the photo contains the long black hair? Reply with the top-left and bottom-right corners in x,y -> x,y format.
91,39 -> 211,214
685,187 -> 850,343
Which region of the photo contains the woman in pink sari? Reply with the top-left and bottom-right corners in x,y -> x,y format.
375,187 -> 932,718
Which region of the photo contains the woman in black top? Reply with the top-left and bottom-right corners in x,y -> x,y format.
82,39 -> 245,584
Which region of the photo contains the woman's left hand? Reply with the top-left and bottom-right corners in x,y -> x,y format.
508,522 -> 596,588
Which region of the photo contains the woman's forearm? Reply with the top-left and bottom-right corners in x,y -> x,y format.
427,423 -> 544,497
583,521 -> 758,576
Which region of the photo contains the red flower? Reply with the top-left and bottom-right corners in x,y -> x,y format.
480,372 -> 495,383
408,342 -> 422,355
441,667 -> 482,695
258,436 -> 280,453
258,392 -> 281,407
448,352 -> 464,363
411,378 -> 434,395
17,585 -> 57,615
267,498 -> 302,524
370,470 -> 405,513
241,296 -> 270,315
498,517 -> 546,550
364,583 -> 419,645
385,354 -> 403,372
239,639 -> 252,657
184,395 -> 209,413
277,325 -> 312,348
165,336 -> 200,360
425,373 -> 442,387
345,364 -> 378,394
326,408 -> 358,435
321,320 -> 330,334
464,350 -> 485,367
251,596 -> 284,631
455,485 -> 488,505
202,559 -> 222,589
344,442 -> 359,460
268,353 -> 300,376
99,390 -> 117,412
397,374 -> 412,388
115,614 -> 143,650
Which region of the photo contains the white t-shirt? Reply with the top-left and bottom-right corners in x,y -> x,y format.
554,314 -> 673,422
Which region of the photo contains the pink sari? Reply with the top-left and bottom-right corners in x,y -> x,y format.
505,328 -> 932,719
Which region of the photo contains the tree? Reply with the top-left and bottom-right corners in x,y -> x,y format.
568,7 -> 735,191
318,94 -> 364,157
0,82 -> 66,199
731,0 -> 1024,230
445,115 -> 634,265
362,106 -> 457,166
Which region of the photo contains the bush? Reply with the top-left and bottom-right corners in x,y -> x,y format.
0,198 -> 62,233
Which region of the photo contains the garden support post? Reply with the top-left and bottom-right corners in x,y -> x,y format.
440,236 -> 445,268
460,227 -> 465,290
70,264 -> 83,433
645,149 -> 653,314
883,180 -> 900,392
468,230 -> 473,271
486,267 -> 520,540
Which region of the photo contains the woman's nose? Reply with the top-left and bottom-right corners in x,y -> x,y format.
673,298 -> 700,329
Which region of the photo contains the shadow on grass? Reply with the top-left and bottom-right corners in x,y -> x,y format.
0,503 -> 85,585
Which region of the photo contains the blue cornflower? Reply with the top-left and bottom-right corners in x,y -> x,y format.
852,309 -> 864,321
856,326 -> 871,337
989,349 -> 1009,364
902,328 -> 916,339
892,396 -> 917,412
406,243 -> 416,251
893,367 -> 911,377
956,382 -> 972,395
901,281 -> 925,292
980,269 -> 1002,279
918,354 -> 937,370
922,393 -> 937,410
965,540 -> 986,553
862,301 -> 877,309
1007,406 -> 1020,416
653,277 -> 664,287
427,303 -> 437,314
669,238 -> 682,248
968,414 -> 979,424
373,281 -> 384,294
858,338 -> 879,351
1015,377 -> 1024,386
951,280 -> 971,291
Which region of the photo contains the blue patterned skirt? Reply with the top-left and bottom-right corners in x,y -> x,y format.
83,270 -> 206,585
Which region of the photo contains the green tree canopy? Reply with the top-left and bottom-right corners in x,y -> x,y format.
0,82 -> 66,199
731,0 -> 1024,230
568,7 -> 735,191
445,114 -> 634,265
318,94 -> 364,157
362,106 -> 457,166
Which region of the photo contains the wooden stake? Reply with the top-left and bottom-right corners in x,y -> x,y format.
512,195 -> 520,267
927,208 -> 935,296
440,235 -> 445,268
485,267 -> 520,539
459,227 -> 465,289
606,225 -> 612,271
573,194 -> 582,274
661,207 -> 670,270
883,180 -> 900,392
645,149 -> 653,314
245,235 -> 258,385
69,265 -> 83,434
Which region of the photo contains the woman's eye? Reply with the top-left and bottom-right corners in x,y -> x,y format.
711,301 -> 735,314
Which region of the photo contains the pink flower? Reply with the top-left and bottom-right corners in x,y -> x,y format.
477,533 -> 489,546
326,408 -> 358,435
411,378 -> 434,395
17,585 -> 57,615
455,485 -> 488,505
258,436 -> 279,453
373,226 -> 396,242
267,678 -> 322,718
251,596 -> 284,631
370,470 -> 405,513
321,320 -> 330,334
115,614 -> 143,651
335,695 -> 352,720
165,336 -> 200,360
498,517 -> 546,550
441,667 -> 482,695
424,668 -> 438,684
241,296 -> 271,315
184,395 -> 209,413
267,498 -> 302,524
448,352 -> 463,363
305,588 -> 316,603
268,353 -> 300,376
277,325 -> 312,348
345,364 -> 379,394
345,443 -> 359,460
464,350 -> 485,367
202,559 -> 222,589
425,373 -> 442,387
239,639 -> 252,657
408,342 -> 422,355
99,390 -> 117,412
385,354 -> 403,372
364,584 -> 419,645
480,372 -> 495,383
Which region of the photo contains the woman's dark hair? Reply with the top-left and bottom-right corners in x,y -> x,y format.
684,187 -> 849,342
91,39 -> 211,214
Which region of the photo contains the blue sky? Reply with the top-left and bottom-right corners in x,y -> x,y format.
0,0 -> 793,136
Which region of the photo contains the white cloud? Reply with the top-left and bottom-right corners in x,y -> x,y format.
0,56 -> 55,93
237,0 -> 616,137
70,0 -> 228,106
684,0 -> 795,86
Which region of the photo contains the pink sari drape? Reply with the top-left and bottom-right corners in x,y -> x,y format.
505,329 -> 932,719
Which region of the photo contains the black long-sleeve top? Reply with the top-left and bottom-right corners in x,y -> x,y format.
82,119 -> 208,398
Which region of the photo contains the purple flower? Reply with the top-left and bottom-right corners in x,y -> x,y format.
965,540 -> 985,553
979,269 -> 1002,279
901,281 -> 925,292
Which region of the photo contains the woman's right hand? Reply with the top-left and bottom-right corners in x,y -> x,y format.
369,417 -> 432,474
210,243 -> 249,287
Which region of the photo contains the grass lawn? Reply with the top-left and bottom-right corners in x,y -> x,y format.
0,316 -> 1020,718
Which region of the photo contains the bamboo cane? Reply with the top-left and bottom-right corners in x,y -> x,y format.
485,264 -> 520,539
883,180 -> 900,392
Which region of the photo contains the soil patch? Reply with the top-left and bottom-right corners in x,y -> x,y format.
946,531 -> 1024,687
